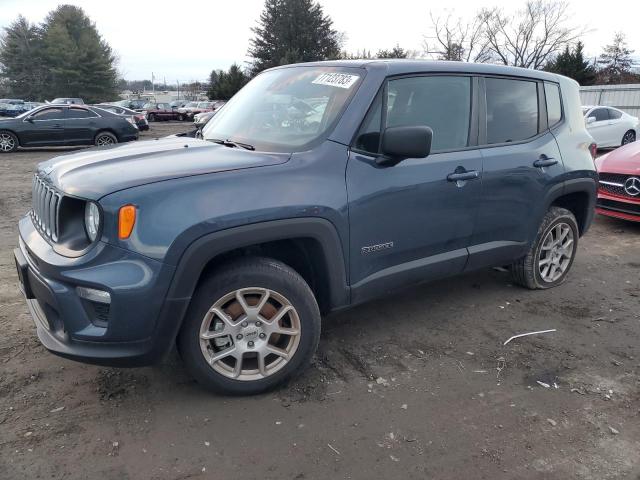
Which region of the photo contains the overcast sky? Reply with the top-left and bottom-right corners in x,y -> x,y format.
1,0 -> 638,82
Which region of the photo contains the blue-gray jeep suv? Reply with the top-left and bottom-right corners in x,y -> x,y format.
15,61 -> 598,394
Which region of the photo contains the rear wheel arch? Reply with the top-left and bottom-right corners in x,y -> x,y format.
548,179 -> 597,236
94,129 -> 118,142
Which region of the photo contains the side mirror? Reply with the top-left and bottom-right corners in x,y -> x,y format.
377,126 -> 433,167
587,116 -> 596,124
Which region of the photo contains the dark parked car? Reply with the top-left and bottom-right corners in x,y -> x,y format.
95,104 -> 149,131
0,101 -> 26,117
113,99 -> 149,111
144,102 -> 179,122
50,98 -> 85,105
0,104 -> 138,152
14,61 -> 597,395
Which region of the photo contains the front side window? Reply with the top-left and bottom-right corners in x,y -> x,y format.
30,107 -> 63,120
353,75 -> 472,154
544,82 -> 562,127
485,77 -> 538,144
590,108 -> 609,122
202,67 -> 363,152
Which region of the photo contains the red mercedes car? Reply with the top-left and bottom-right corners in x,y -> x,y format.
595,141 -> 640,222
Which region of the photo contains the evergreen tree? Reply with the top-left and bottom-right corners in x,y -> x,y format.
40,5 -> 118,102
597,32 -> 635,84
376,45 -> 408,59
545,41 -> 596,85
0,16 -> 46,100
248,0 -> 341,75
208,64 -> 249,100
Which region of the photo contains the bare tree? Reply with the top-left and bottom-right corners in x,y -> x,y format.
424,12 -> 491,62
480,0 -> 583,69
425,1 -> 583,69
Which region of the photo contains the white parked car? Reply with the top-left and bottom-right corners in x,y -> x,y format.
583,105 -> 638,148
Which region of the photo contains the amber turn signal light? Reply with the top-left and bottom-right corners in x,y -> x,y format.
118,205 -> 136,239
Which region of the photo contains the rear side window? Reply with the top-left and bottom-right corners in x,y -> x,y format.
485,78 -> 538,144
608,108 -> 622,119
353,75 -> 472,154
67,107 -> 97,119
544,82 -> 562,127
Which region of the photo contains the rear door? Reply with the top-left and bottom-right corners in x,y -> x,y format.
466,76 -> 564,270
347,74 -> 483,303
65,106 -> 100,145
21,107 -> 65,146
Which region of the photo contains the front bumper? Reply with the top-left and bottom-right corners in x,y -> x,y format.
15,214 -> 189,367
596,190 -> 640,223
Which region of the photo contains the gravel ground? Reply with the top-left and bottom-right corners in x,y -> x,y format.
0,122 -> 639,479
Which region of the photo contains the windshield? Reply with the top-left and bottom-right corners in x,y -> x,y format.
202,66 -> 363,151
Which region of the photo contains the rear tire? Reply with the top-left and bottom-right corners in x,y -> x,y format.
622,130 -> 636,145
510,207 -> 579,289
0,131 -> 18,153
94,131 -> 117,147
177,257 -> 321,395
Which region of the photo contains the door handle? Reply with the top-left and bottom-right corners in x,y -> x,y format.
533,156 -> 558,168
447,170 -> 479,182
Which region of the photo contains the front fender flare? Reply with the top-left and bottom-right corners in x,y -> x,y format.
166,217 -> 350,310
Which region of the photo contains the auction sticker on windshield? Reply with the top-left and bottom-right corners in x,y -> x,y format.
312,73 -> 359,89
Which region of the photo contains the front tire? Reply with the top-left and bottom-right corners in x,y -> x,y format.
148,113 -> 156,122
178,257 -> 321,395
622,130 -> 636,145
0,131 -> 19,153
510,207 -> 579,289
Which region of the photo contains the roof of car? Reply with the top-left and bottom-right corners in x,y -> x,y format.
271,59 -> 563,82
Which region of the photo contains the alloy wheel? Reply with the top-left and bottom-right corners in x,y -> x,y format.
0,133 -> 15,152
199,287 -> 301,381
538,222 -> 574,283
622,131 -> 636,145
96,135 -> 115,146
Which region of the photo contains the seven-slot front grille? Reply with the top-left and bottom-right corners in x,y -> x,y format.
31,174 -> 62,242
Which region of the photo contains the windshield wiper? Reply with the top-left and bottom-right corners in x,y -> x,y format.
211,138 -> 255,151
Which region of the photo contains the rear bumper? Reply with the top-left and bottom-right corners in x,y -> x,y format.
15,215 -> 190,367
596,191 -> 640,222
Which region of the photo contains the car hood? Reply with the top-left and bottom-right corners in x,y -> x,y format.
596,141 -> 640,175
37,137 -> 290,200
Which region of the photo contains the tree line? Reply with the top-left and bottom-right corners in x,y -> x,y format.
0,0 -> 637,103
0,5 -> 118,102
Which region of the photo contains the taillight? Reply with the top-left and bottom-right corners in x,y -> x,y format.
589,142 -> 597,160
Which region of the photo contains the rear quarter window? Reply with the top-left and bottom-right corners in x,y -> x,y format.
544,82 -> 563,127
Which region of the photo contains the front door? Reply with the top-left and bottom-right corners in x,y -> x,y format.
347,75 -> 483,303
22,107 -> 65,146
587,107 -> 614,147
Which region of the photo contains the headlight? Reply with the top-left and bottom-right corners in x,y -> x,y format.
84,202 -> 101,242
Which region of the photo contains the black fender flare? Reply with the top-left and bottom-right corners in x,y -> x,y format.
543,177 -> 597,235
165,217 -> 351,310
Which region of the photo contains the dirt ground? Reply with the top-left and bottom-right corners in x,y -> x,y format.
1,122 -> 639,480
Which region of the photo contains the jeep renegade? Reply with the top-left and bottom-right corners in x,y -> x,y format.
15,61 -> 598,394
